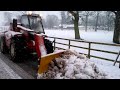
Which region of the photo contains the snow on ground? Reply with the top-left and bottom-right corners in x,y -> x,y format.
45,29 -> 120,61
91,58 -> 120,79
44,29 -> 120,79
0,57 -> 22,79
45,29 -> 114,43
37,50 -> 112,79
0,27 -> 120,79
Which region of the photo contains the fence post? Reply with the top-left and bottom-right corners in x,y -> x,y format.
54,38 -> 56,50
68,40 -> 70,49
88,42 -> 91,59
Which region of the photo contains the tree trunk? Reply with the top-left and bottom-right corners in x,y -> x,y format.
107,23 -> 110,31
107,17 -> 110,31
85,15 -> 88,32
68,11 -> 80,39
74,14 -> 80,39
61,21 -> 63,30
113,12 -> 120,44
107,12 -> 111,31
95,12 -> 99,32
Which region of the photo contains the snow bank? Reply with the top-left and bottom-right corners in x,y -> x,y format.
37,50 -> 111,79
91,58 -> 120,79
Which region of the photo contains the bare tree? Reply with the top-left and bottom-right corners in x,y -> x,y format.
105,11 -> 115,31
61,11 -> 67,29
68,11 -> 93,39
68,11 -> 80,39
81,11 -> 94,31
66,12 -> 73,24
109,13 -> 115,31
3,12 -> 12,25
112,11 -> 120,44
94,11 -> 100,32
106,11 -> 111,31
46,15 -> 60,29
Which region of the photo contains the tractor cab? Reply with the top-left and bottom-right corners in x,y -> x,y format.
20,14 -> 45,34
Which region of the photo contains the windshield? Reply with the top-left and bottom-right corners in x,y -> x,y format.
21,15 -> 44,33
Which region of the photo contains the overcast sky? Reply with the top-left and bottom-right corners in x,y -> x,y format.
0,11 -> 110,25
0,11 -> 62,25
35,11 -> 61,19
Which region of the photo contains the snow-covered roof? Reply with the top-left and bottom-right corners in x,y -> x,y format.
17,25 -> 34,32
36,33 -> 47,37
5,31 -> 22,36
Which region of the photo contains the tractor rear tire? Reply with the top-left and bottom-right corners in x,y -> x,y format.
0,36 -> 7,54
10,39 -> 21,62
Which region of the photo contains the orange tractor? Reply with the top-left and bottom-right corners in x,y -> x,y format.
0,13 -> 65,74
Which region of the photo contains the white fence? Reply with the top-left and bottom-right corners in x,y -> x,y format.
0,26 -> 9,32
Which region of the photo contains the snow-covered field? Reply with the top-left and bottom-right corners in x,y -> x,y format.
45,29 -> 120,60
91,58 -> 120,79
44,29 -> 120,79
45,29 -> 114,43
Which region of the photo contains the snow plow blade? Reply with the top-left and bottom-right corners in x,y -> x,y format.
38,50 -> 66,74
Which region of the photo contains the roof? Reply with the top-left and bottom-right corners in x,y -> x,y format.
17,25 -> 34,32
22,14 -> 40,17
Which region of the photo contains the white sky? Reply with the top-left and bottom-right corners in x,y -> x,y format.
0,11 -> 62,25
34,11 -> 61,19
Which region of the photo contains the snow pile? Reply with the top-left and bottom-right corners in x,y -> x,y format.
37,50 -> 111,79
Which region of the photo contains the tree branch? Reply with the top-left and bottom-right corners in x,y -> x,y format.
79,15 -> 84,22
68,11 -> 75,16
111,11 -> 117,15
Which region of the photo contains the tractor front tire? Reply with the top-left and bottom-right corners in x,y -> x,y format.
44,39 -> 54,54
0,36 -> 6,54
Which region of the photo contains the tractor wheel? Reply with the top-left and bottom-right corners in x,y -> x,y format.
0,36 -> 6,54
10,39 -> 20,62
44,39 -> 54,54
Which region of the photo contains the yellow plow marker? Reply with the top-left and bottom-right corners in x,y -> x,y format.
38,50 -> 66,74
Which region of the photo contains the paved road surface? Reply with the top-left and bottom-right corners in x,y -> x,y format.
0,52 -> 36,79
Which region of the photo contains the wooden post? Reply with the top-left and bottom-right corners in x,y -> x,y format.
88,42 -> 91,59
68,40 -> 70,49
119,62 -> 120,68
53,38 -> 55,50
113,51 -> 120,66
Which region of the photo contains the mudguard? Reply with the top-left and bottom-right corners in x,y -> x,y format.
38,50 -> 66,74
34,34 -> 66,74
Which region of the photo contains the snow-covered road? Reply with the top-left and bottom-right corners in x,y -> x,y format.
0,52 -> 35,79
